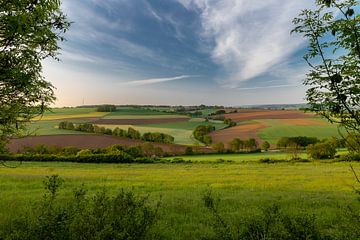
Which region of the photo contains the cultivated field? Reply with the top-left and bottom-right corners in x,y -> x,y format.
9,106 -> 343,151
0,160 -> 359,239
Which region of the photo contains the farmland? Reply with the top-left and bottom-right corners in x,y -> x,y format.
2,105 -> 360,239
8,106 -> 344,151
0,160 -> 359,239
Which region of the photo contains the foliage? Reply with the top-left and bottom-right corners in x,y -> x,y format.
185,146 -> 194,155
228,138 -> 259,152
277,136 -> 319,149
223,118 -> 236,127
212,142 -> 225,153
261,141 -> 271,151
346,133 -> 360,153
0,175 -> 159,239
307,141 -> 337,159
59,121 -> 174,144
142,132 -> 174,144
0,0 -> 70,153
203,190 -> 327,240
292,0 -> 360,134
193,125 -> 215,145
96,104 -> 116,112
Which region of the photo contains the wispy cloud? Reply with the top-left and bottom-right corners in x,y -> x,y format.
177,0 -> 312,88
123,75 -> 194,86
236,84 -> 300,91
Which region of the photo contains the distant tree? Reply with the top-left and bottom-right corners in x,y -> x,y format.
96,105 -> 116,112
215,110 -> 226,115
307,141 -> 337,159
127,127 -> 141,139
292,0 -> 360,136
0,0 -> 70,152
261,141 -> 271,151
229,138 -> 241,152
185,146 -> 194,155
212,142 -> 225,153
193,125 -> 215,145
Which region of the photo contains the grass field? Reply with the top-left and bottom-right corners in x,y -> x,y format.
0,160 -> 359,239
102,114 -> 188,119
141,120 -> 227,130
32,107 -> 108,120
108,107 -> 174,116
27,120 -> 90,135
97,124 -> 198,145
257,119 -> 343,144
98,119 -> 227,145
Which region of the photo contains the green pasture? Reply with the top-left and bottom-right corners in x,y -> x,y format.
257,119 -> 343,144
43,107 -> 98,115
109,107 -> 175,116
141,119 -> 227,130
102,114 -> 189,119
98,124 -> 198,145
166,151 -> 308,162
0,161 -> 359,239
27,120 -> 89,135
33,107 -> 108,121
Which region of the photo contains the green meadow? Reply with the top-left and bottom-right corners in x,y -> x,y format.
0,160 -> 359,239
257,119 -> 343,144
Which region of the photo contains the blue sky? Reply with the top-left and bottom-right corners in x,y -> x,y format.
44,0 -> 314,107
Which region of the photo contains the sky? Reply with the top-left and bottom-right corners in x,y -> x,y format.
44,0 -> 315,107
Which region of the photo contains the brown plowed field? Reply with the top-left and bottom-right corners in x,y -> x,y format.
7,135 -> 211,154
91,118 -> 190,125
224,109 -> 312,122
209,123 -> 267,146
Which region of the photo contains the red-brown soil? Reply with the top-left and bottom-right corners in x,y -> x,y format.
224,109 -> 313,122
7,135 -> 211,154
209,123 -> 267,146
91,118 -> 190,125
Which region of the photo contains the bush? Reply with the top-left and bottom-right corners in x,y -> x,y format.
212,142 -> 225,153
185,146 -> 194,155
261,141 -> 270,151
0,175 -> 159,239
203,190 -> 326,240
277,136 -> 319,149
193,125 -> 215,145
307,141 -> 337,159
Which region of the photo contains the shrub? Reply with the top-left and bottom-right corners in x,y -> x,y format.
212,142 -> 225,153
185,146 -> 194,155
0,175 -> 159,239
203,190 -> 325,240
346,133 -> 360,154
261,141 -> 271,151
193,125 -> 215,145
277,136 -> 319,149
307,141 -> 337,159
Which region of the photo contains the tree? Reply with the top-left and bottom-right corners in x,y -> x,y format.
261,141 -> 271,151
0,0 -> 70,152
307,141 -> 337,159
212,142 -> 225,153
292,0 -> 360,137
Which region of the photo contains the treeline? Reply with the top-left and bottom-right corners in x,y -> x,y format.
58,121 -> 174,144
210,138 -> 260,154
96,104 -> 116,112
2,143 -> 167,164
193,125 -> 215,145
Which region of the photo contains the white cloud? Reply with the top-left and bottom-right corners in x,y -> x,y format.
177,0 -> 312,88
236,84 -> 300,91
123,75 -> 194,86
